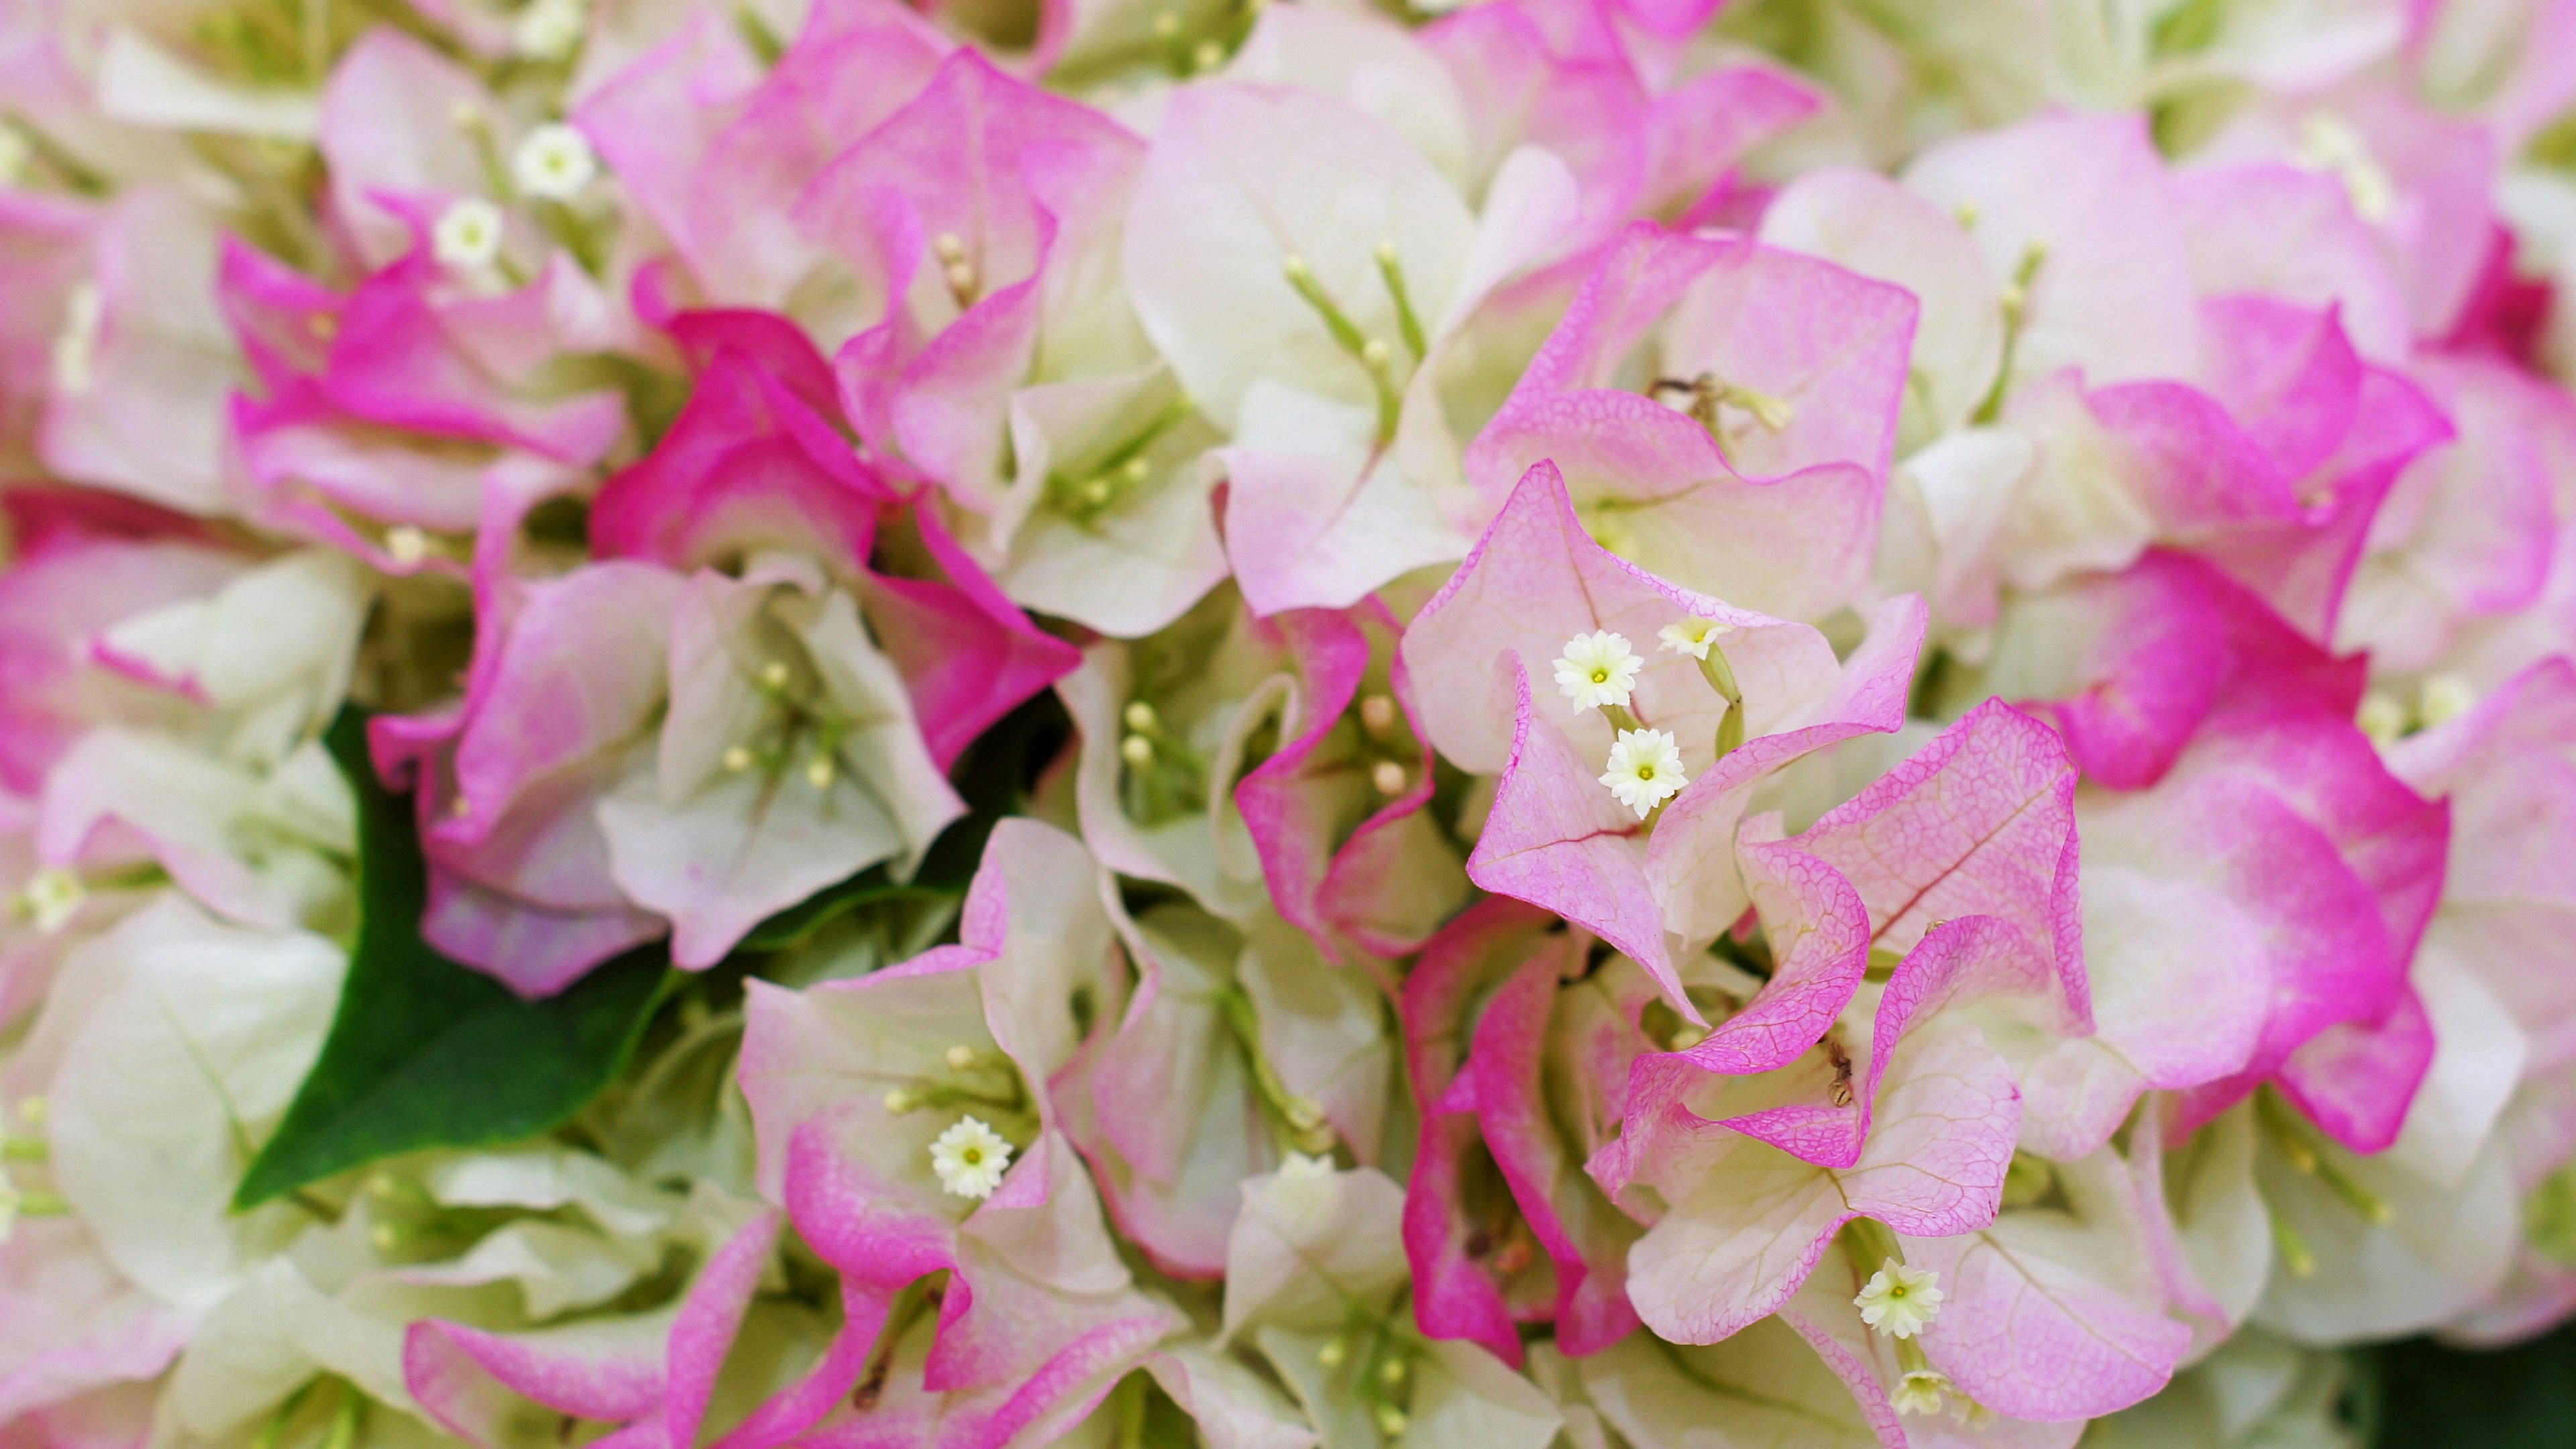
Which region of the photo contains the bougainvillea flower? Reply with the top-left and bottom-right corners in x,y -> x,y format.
1463,221 -> 1911,623
738,820 -> 1186,1446
1124,80 -> 1578,614
1401,460 -> 1924,1010
1221,1153 -> 1562,1448
1615,917 -> 2026,1345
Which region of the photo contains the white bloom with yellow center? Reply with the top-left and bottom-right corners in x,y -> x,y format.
1854,1256 -> 1944,1339
513,123 -> 598,201
1554,630 -> 1642,712
1600,729 -> 1686,818
433,198 -> 505,269
14,867 -> 85,934
1656,616 -> 1734,661
929,1115 -> 1014,1199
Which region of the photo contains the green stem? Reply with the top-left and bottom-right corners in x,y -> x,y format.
1375,242 -> 1428,361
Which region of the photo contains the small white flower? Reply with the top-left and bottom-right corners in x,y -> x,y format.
511,0 -> 587,59
512,123 -> 598,201
432,197 -> 505,269
1656,616 -> 1734,661
13,867 -> 84,935
928,1115 -> 1013,1199
1554,630 -> 1643,712
1890,1369 -> 1951,1417
1854,1256 -> 1944,1340
1599,729 -> 1686,819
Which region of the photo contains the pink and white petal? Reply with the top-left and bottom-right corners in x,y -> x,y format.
1792,700 -> 2087,1028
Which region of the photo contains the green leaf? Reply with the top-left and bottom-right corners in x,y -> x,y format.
233,709 -> 668,1209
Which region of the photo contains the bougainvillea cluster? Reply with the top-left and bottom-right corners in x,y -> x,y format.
6,0 -> 2576,1445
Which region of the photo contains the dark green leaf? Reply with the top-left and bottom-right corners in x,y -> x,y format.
233,709 -> 668,1209
2371,1325 -> 2576,1448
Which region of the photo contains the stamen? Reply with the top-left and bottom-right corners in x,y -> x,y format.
1371,760 -> 1408,796
49,282 -> 101,396
1045,396 -> 1192,526
934,231 -> 978,308
1972,240 -> 2050,425
1220,986 -> 1339,1155
1373,240 -> 1428,360
1281,254 -> 1401,441
723,745 -> 755,772
732,3 -> 786,64
1357,694 -> 1398,737
2271,1201 -> 2317,1277
384,525 -> 429,567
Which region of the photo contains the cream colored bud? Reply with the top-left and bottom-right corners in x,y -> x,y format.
1371,759 -> 1408,796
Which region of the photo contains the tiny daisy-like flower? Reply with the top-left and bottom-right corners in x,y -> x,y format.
1600,729 -> 1686,818
1657,616 -> 1733,660
1854,1257 -> 1945,1339
512,123 -> 598,201
928,1115 -> 1014,1199
1554,630 -> 1643,711
1890,1369 -> 1951,1417
432,198 -> 504,269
